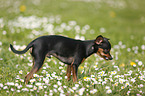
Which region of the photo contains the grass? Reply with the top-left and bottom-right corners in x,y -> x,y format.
0,0 -> 145,95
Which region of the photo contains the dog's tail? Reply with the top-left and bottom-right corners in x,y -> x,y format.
10,42 -> 33,54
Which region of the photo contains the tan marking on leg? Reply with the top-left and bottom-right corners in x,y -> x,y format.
71,65 -> 77,82
66,65 -> 71,81
81,58 -> 85,64
71,59 -> 74,66
24,67 -> 38,84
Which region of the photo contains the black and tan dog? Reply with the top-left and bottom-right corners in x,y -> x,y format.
10,35 -> 113,83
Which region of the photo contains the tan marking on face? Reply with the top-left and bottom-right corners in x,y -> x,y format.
97,48 -> 112,60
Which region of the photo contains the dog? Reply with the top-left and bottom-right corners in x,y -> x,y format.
10,35 -> 113,83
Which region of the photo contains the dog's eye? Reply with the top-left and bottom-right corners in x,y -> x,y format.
103,51 -> 107,54
103,49 -> 108,54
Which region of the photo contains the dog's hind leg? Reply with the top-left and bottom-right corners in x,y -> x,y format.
66,65 -> 71,81
24,52 -> 46,84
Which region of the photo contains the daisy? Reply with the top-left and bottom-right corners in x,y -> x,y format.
0,83 -> 3,87
38,86 -> 43,90
105,86 -> 110,89
33,74 -> 39,77
121,86 -> 125,89
33,86 -> 37,90
22,88 -> 29,92
57,81 -> 62,86
138,61 -> 143,66
19,70 -> 23,74
90,89 -> 97,94
106,89 -> 112,94
78,88 -> 85,95
53,85 -> 58,88
30,79 -> 36,83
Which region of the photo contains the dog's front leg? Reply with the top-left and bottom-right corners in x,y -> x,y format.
71,64 -> 78,82
66,65 -> 71,81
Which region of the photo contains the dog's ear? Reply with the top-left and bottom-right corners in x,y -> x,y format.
95,35 -> 104,45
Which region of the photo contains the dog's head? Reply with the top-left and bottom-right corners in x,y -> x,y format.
94,35 -> 113,60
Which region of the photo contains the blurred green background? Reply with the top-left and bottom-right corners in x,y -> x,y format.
0,0 -> 145,44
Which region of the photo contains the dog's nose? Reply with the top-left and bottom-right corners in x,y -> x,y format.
109,57 -> 113,60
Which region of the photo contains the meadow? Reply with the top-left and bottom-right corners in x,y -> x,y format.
0,0 -> 145,96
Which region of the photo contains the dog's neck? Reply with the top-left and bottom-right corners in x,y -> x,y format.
83,40 -> 97,58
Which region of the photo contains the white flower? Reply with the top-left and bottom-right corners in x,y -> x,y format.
131,78 -> 136,83
36,82 -> 42,86
100,27 -> 106,33
17,85 -> 22,89
22,88 -> 29,91
57,81 -> 62,86
141,45 -> 145,50
75,84 -> 79,88
26,84 -> 33,88
139,84 -> 143,88
105,86 -> 110,89
69,88 -> 74,93
90,89 -> 97,94
91,75 -> 95,78
78,88 -> 85,95
121,86 -> 125,89
33,74 -> 39,77
17,90 -> 20,92
68,21 -> 77,26
114,75 -> 120,78
72,87 -> 77,90
33,86 -> 37,90
75,35 -> 80,40
49,92 -> 53,96
106,89 -> 112,94
60,93 -> 65,96
43,78 -> 49,84
39,78 -> 42,81
84,25 -> 90,30
61,70 -> 66,73
19,70 -> 23,74
30,79 -> 36,83
53,89 -> 58,92
15,83 -> 19,87
0,41 -> 2,46
125,82 -> 130,86
111,71 -> 117,75
63,85 -> 67,88
59,66 -> 63,69
53,85 -> 58,88
30,89 -> 34,91
80,36 -> 85,40
7,82 -> 15,86
39,86 -> 43,90
138,61 -> 143,66
3,30 -> 7,35
58,87 -> 64,93
119,78 -> 125,84
3,86 -> 8,89
127,48 -> 131,52
51,73 -> 56,77
46,74 -> 50,77
0,83 -> 3,87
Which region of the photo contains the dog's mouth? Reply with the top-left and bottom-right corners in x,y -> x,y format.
104,56 -> 113,60
97,50 -> 113,60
